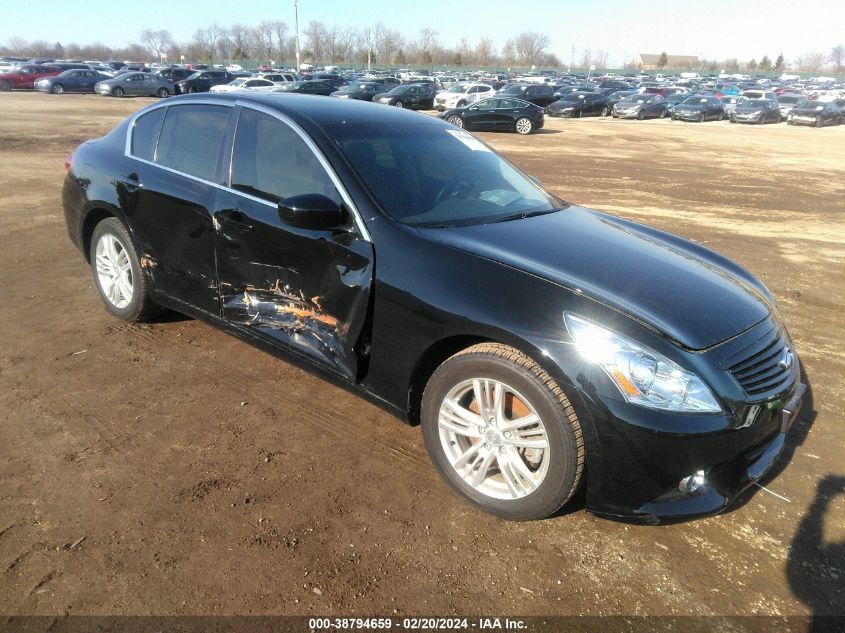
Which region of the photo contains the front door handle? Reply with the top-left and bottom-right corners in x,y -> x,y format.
217,210 -> 254,232
119,174 -> 142,193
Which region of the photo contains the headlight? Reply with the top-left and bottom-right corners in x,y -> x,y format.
564,313 -> 722,413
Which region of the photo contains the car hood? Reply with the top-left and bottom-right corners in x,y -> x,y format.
791,106 -> 824,115
735,105 -> 765,113
416,206 -> 771,350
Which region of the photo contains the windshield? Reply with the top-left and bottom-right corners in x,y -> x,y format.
389,85 -> 412,94
502,85 -> 526,94
778,95 -> 802,103
621,96 -> 650,104
186,72 -> 201,80
447,84 -> 468,93
327,121 -> 565,227
558,94 -> 586,102
743,99 -> 769,107
682,97 -> 705,104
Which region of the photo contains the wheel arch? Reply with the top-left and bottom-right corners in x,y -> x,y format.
81,207 -> 117,262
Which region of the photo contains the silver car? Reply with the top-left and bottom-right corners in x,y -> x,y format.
95,72 -> 172,98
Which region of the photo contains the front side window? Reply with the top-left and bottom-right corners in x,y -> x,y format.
156,105 -> 230,181
230,108 -> 340,205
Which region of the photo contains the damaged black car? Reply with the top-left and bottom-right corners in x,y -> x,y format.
63,93 -> 805,523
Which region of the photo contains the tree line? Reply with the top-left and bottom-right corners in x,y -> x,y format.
2,22 -> 562,68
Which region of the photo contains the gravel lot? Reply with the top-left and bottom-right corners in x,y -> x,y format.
0,92 -> 843,621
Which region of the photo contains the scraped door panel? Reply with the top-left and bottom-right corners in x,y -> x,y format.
215,107 -> 373,379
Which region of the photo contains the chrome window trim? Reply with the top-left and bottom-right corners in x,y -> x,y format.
123,98 -> 371,242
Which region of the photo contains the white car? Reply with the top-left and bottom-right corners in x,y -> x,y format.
209,78 -> 279,93
434,83 -> 496,111
740,89 -> 777,100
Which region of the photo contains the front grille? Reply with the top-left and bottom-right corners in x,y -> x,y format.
727,324 -> 795,398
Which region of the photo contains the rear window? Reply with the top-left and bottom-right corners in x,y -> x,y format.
130,107 -> 166,161
155,105 -> 230,181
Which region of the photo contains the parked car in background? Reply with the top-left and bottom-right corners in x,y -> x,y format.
210,78 -> 279,93
672,96 -> 726,122
776,94 -> 806,120
740,89 -> 778,100
720,95 -> 744,117
95,73 -> 173,98
441,97 -> 544,134
154,67 -> 192,84
664,92 -> 692,117
34,69 -> 110,94
373,83 -> 436,109
498,83 -> 557,107
730,99 -> 781,124
174,70 -> 235,94
272,80 -> 335,96
787,100 -> 843,126
547,92 -> 610,118
434,83 -> 496,111
330,82 -> 384,101
0,64 -> 61,91
606,90 -> 635,111
259,72 -> 297,83
612,94 -> 668,119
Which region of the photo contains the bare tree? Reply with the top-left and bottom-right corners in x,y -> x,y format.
830,44 -> 845,71
6,36 -> 28,54
139,29 -> 173,61
475,37 -> 495,66
580,48 -> 593,69
304,20 -> 328,62
592,49 -> 609,69
510,31 -> 551,66
361,22 -> 384,69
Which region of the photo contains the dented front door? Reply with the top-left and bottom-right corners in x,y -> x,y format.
214,106 -> 374,380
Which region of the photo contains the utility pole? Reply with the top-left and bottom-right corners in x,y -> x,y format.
294,0 -> 301,71
570,44 -> 575,71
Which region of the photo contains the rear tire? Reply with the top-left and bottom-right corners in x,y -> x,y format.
0,80 -> 11,91
420,343 -> 585,521
89,218 -> 164,322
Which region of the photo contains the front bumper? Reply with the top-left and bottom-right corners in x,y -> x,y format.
581,380 -> 805,524
673,110 -> 704,121
789,115 -> 819,126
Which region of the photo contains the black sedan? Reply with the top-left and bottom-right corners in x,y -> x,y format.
174,70 -> 235,94
330,82 -> 383,101
787,100 -> 843,127
372,83 -> 436,109
612,94 -> 668,119
546,92 -> 610,118
62,93 -> 805,524
672,96 -> 726,122
730,99 -> 781,124
441,97 -> 544,134
34,69 -> 110,94
272,80 -> 335,96
497,83 -> 557,107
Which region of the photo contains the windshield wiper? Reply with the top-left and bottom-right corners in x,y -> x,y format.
487,208 -> 559,224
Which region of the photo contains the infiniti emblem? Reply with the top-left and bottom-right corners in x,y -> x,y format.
778,348 -> 794,371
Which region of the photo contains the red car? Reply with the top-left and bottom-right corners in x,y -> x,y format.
0,64 -> 62,91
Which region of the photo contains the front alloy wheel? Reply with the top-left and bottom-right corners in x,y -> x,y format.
52,84 -> 64,94
447,115 -> 464,128
515,117 -> 533,135
421,343 -> 584,520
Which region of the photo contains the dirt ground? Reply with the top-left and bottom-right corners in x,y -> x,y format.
1,93 -> 843,622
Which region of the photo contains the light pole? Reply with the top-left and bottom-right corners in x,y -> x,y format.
294,0 -> 301,71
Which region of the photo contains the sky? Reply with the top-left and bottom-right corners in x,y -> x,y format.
1,0 -> 843,66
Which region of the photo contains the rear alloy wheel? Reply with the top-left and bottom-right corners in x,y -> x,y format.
52,84 -> 65,94
0,80 -> 11,92
112,86 -> 124,97
157,87 -> 169,98
421,343 -> 584,520
515,117 -> 533,135
90,218 -> 164,322
447,115 -> 464,128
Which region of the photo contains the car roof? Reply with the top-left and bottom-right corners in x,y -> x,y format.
155,92 -> 447,128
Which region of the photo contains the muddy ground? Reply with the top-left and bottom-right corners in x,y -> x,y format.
0,93 -> 843,622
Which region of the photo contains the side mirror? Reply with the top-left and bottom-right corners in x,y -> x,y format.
278,194 -> 348,230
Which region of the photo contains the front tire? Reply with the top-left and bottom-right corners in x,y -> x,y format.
0,80 -> 11,91
188,86 -> 198,94
421,343 -> 584,521
89,218 -> 163,322
394,100 -> 404,108
514,117 -> 533,135
112,86 -> 124,97
447,115 -> 464,128
157,87 -> 169,98
52,84 -> 65,94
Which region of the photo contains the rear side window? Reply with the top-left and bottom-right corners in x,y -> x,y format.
156,105 -> 230,181
130,107 -> 166,161
230,108 -> 339,205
